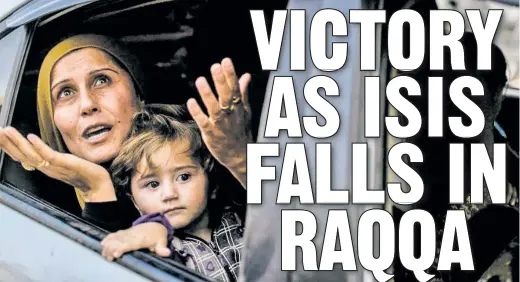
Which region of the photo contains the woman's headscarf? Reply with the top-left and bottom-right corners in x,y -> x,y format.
37,34 -> 145,209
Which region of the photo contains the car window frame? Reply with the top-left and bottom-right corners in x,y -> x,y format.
0,24 -> 31,128
0,5 -> 212,282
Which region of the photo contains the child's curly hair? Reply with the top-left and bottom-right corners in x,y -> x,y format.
110,103 -> 216,204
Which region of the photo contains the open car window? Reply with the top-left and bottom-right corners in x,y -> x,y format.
0,26 -> 195,282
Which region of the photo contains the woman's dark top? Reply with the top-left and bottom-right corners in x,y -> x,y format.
80,160 -> 141,232
82,196 -> 140,232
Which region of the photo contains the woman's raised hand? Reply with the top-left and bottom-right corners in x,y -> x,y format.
0,127 -> 116,202
187,58 -> 252,188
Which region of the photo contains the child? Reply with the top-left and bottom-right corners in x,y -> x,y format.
101,104 -> 245,282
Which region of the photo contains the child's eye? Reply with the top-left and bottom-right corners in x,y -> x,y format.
176,174 -> 191,182
145,181 -> 160,189
93,75 -> 111,87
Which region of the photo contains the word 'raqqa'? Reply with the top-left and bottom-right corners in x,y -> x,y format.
282,209 -> 473,282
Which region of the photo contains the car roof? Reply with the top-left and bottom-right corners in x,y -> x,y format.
0,0 -> 31,22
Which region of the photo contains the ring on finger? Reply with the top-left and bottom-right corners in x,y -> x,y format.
232,96 -> 241,105
36,159 -> 49,168
219,103 -> 233,115
21,162 -> 35,171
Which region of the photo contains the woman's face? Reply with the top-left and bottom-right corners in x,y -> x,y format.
51,48 -> 139,164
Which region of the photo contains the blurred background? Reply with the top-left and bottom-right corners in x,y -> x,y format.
436,0 -> 519,88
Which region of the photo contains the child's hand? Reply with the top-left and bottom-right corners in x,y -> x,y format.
101,222 -> 171,261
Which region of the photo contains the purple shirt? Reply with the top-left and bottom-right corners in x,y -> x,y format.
132,212 -> 175,243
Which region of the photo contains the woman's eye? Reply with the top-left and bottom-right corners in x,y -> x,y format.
145,181 -> 160,189
58,88 -> 74,99
93,75 -> 110,87
176,174 -> 191,182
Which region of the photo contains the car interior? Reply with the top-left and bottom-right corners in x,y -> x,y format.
0,0 -> 517,281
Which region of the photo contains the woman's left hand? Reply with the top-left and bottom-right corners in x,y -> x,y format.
187,58 -> 252,188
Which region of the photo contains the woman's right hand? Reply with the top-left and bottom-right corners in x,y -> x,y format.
187,58 -> 252,188
0,126 -> 116,202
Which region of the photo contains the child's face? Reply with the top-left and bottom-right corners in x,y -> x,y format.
130,139 -> 210,230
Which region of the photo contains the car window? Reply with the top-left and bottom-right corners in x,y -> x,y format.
0,26 -> 27,124
0,22 -> 199,282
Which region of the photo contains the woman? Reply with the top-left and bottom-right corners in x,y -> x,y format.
0,34 -> 252,231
